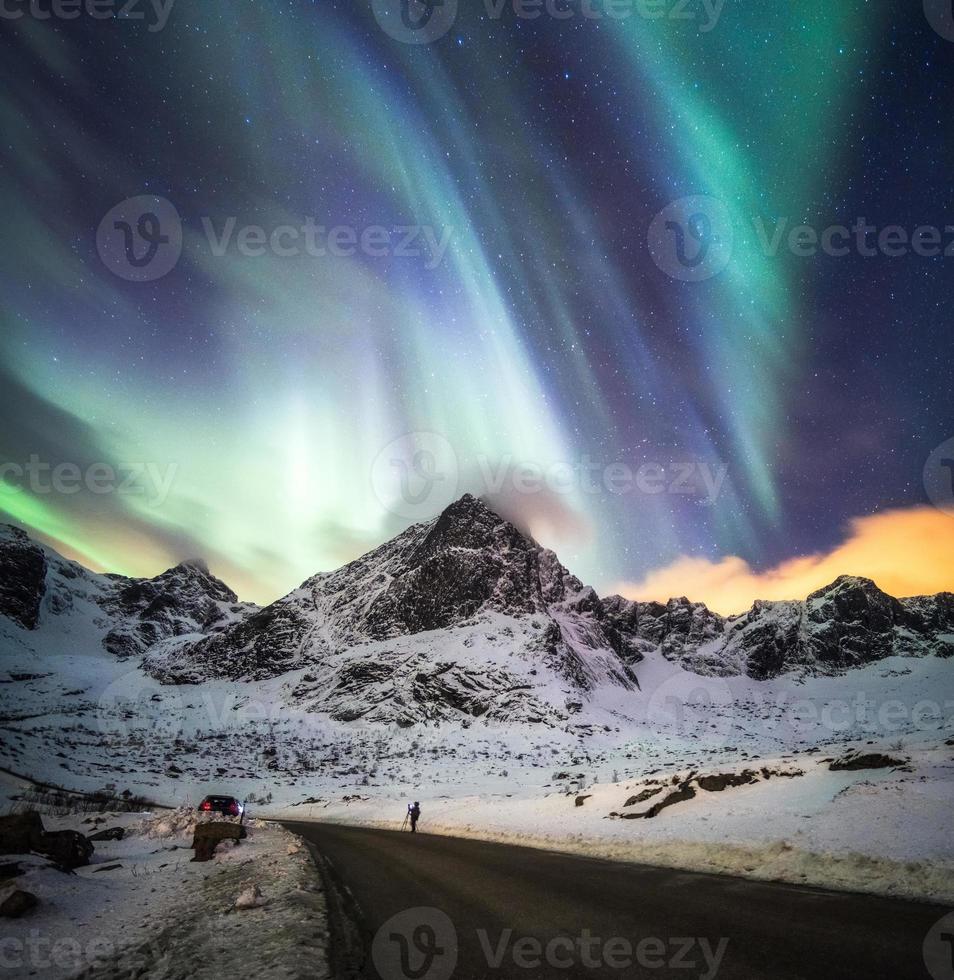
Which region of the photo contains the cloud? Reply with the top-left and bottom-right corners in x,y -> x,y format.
613,506 -> 954,616
480,485 -> 592,548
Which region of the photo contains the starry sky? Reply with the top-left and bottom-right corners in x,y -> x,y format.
1,0 -> 953,612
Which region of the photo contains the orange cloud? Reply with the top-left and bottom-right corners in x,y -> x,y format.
614,506 -> 954,616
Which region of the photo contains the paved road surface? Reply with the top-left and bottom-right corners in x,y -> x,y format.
285,821 -> 949,980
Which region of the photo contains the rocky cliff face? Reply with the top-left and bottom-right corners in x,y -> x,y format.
99,559 -> 249,659
0,526 -> 47,630
141,496 -> 638,726
0,524 -> 253,659
604,575 -> 954,679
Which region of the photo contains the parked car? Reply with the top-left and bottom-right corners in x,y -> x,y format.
198,794 -> 244,817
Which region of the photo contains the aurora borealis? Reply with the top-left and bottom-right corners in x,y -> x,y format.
1,1 -> 953,611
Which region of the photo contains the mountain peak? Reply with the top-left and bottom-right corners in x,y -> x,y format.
807,575 -> 886,602
150,558 -> 237,604
0,524 -> 30,545
438,493 -> 498,521
417,493 -> 527,558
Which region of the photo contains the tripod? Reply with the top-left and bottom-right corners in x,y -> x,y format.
401,811 -> 409,831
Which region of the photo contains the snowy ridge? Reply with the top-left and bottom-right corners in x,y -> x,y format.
1,498 -> 953,729
604,575 -> 954,680
0,524 -> 254,666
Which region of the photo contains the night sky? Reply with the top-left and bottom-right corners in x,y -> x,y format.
2,0 -> 953,611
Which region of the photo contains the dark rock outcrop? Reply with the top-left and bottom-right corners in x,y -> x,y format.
0,527 -> 47,629
828,753 -> 906,772
696,770 -> 758,792
628,781 -> 697,818
0,887 -> 37,918
88,826 -> 125,842
100,559 -> 248,660
192,821 -> 244,862
0,811 -> 93,869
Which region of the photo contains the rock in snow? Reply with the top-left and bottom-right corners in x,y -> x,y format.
235,883 -> 267,909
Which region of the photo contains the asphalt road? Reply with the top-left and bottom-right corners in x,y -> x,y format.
285,821 -> 949,980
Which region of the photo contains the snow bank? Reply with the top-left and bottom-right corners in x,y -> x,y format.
0,804 -> 329,980
305,741 -> 954,905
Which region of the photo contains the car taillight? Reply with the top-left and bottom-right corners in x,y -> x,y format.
229,802 -> 239,815
200,801 -> 211,811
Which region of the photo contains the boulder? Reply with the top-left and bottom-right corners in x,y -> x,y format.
192,821 -> 243,862
696,770 -> 758,793
0,811 -> 93,869
38,830 -> 94,870
0,812 -> 44,854
235,883 -> 266,909
623,786 -> 663,807
0,887 -> 38,918
829,753 -> 906,772
88,827 -> 125,842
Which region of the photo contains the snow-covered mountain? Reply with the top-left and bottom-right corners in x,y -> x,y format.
1,497 -> 952,729
141,494 -> 639,724
0,523 -> 254,662
603,576 -> 954,680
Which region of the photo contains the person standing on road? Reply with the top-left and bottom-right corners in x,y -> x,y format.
409,801 -> 421,833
